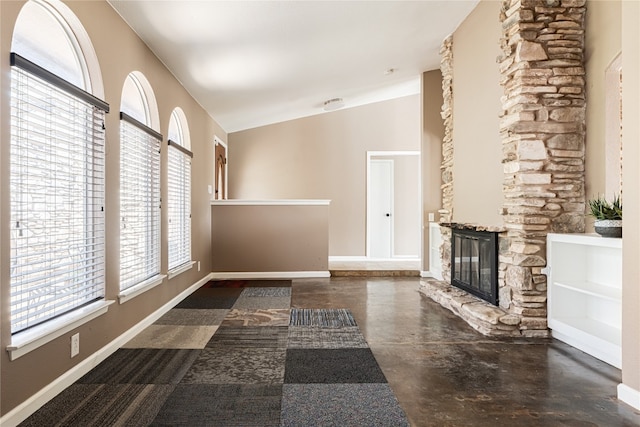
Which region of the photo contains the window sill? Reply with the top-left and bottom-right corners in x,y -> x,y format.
168,261 -> 196,280
7,300 -> 114,361
118,274 -> 166,304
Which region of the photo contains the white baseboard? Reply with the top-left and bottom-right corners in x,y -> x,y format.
0,273 -> 214,427
618,383 -> 640,410
328,256 -> 369,262
210,271 -> 330,279
329,256 -> 420,262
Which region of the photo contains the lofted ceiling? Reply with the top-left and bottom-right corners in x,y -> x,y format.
107,0 -> 479,133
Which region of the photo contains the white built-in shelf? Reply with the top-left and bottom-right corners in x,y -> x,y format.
553,280 -> 621,302
546,233 -> 622,369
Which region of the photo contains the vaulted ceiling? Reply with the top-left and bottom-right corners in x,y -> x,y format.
108,1 -> 479,133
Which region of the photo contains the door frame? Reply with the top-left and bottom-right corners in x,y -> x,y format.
366,150 -> 421,259
213,135 -> 228,200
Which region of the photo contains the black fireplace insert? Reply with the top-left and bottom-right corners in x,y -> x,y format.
451,228 -> 499,306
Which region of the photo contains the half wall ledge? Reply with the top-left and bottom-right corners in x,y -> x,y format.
211,199 -> 330,274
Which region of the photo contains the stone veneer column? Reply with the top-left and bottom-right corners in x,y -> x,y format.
439,35 -> 454,283
499,0 -> 586,337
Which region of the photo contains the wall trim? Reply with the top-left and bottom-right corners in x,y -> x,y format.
328,256 -> 369,262
618,383 -> 640,411
329,256 -> 420,262
210,271 -> 330,279
0,273 -> 214,427
210,199 -> 330,206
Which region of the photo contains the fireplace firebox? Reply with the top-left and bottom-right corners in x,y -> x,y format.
451,228 -> 499,306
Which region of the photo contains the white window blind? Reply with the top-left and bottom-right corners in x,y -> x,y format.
167,140 -> 192,271
9,53 -> 108,334
119,112 -> 162,291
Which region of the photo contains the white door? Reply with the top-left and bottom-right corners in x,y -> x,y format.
369,159 -> 393,258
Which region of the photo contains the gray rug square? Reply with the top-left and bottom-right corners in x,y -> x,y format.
241,287 -> 292,297
221,309 -> 291,327
289,308 -> 357,327
207,326 -> 288,349
175,295 -> 238,309
284,348 -> 387,384
232,296 -> 291,309
181,348 -> 286,384
154,308 -> 229,326
152,384 -> 282,427
287,326 -> 369,349
123,325 -> 218,349
78,349 -> 200,384
280,383 -> 409,427
21,383 -> 174,427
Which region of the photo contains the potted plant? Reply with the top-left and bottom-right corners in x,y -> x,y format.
588,194 -> 622,238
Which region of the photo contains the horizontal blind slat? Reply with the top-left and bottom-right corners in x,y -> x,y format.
119,119 -> 161,291
10,65 -> 106,334
167,145 -> 191,270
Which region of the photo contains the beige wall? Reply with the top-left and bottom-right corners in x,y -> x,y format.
211,203 -> 329,272
451,0 -> 503,227
228,95 -> 421,257
585,0 -> 622,231
421,70 -> 445,271
0,0 -> 224,415
621,0 -> 640,401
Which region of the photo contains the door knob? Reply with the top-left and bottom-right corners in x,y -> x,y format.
385,213 -> 390,217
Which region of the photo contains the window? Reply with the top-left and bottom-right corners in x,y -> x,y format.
9,0 -> 108,335
167,109 -> 193,272
119,73 -> 163,295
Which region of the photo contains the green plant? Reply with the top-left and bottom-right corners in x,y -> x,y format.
588,194 -> 622,220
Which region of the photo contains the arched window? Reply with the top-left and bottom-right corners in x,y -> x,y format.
167,108 -> 193,273
119,72 -> 163,297
9,0 -> 108,337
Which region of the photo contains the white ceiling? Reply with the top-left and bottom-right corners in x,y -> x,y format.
107,1 -> 479,133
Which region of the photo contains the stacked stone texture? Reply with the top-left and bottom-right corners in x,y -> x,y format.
426,0 -> 587,338
440,35 -> 454,224
499,0 -> 586,337
439,35 -> 454,282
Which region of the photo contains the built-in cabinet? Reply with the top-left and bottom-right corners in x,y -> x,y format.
428,222 -> 443,280
545,233 -> 622,368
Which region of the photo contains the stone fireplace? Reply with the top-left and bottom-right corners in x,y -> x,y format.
450,226 -> 499,306
421,0 -> 587,338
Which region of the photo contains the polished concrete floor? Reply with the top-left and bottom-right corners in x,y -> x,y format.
292,277 -> 640,427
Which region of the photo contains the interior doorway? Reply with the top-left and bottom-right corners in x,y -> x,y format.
214,137 -> 227,200
366,151 -> 421,260
369,159 -> 393,258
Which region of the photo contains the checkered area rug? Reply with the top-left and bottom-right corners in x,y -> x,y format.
21,280 -> 409,427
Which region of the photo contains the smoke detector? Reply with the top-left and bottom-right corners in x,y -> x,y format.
323,98 -> 345,111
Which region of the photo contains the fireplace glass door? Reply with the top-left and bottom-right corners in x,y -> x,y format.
451,229 -> 498,305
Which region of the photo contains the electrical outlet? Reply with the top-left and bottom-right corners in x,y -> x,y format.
71,333 -> 80,358
197,261 -> 201,272
428,212 -> 435,222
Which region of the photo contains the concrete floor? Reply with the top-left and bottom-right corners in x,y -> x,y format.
292,277 -> 640,427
